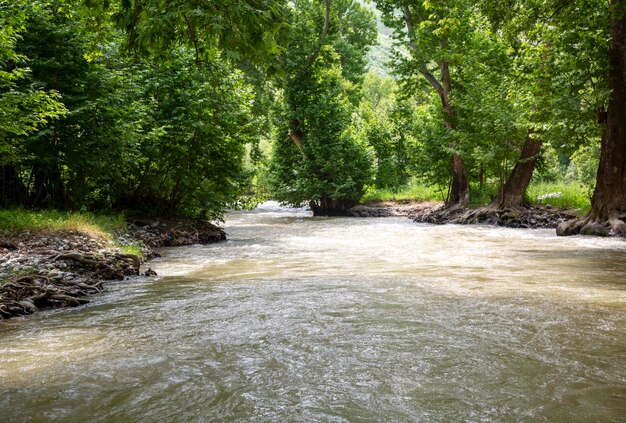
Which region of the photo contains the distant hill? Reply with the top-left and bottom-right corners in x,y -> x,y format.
359,0 -> 394,78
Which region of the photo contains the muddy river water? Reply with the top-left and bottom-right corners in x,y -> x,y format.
1,202 -> 625,421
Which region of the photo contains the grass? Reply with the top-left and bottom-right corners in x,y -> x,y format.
0,209 -> 145,257
361,183 -> 445,203
0,209 -> 126,239
526,181 -> 592,216
361,179 -> 593,216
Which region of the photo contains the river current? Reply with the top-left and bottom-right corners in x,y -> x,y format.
1,202 -> 625,422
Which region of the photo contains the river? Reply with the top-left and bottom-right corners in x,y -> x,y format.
1,202 -> 625,422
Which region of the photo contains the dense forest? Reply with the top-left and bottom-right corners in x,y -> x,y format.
1,0 -> 625,236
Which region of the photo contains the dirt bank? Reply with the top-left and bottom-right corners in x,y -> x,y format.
0,218 -> 225,320
350,200 -> 577,229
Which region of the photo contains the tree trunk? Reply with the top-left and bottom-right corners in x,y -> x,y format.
557,2 -> 626,236
492,129 -> 542,209
309,197 -> 356,216
402,7 -> 470,209
448,155 -> 470,208
439,62 -> 470,209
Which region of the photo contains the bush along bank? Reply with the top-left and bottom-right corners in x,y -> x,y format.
0,217 -> 225,320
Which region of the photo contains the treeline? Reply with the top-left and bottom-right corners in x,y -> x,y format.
1,0 -> 279,219
1,0 -> 625,235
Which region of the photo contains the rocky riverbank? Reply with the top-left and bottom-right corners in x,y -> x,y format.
412,204 -> 577,228
350,200 -> 577,229
0,218 -> 225,320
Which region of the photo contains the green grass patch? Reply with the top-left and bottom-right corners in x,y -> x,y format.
527,181 -> 592,216
361,183 -> 445,203
0,209 -> 126,239
118,242 -> 143,257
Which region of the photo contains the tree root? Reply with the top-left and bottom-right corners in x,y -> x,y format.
415,204 -> 573,228
413,204 -> 575,228
0,274 -> 103,319
54,252 -> 140,278
556,212 -> 626,237
0,251 -> 144,319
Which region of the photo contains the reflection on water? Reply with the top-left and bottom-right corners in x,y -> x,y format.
1,202 -> 625,422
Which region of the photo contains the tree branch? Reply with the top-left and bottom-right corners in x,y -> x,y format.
301,0 -> 332,73
402,5 -> 446,98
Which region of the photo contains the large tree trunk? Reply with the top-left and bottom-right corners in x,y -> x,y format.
492,129 -> 542,209
448,155 -> 470,208
557,2 -> 626,236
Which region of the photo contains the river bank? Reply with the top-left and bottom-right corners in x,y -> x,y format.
351,200 -> 577,229
0,218 -> 225,320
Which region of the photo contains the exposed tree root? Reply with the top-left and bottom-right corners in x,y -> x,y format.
127,218 -> 226,247
556,212 -> 626,237
54,252 -> 140,278
413,205 -> 468,225
0,274 -> 100,319
414,204 -> 575,229
1,252 -> 142,319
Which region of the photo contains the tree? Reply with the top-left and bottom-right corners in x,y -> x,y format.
359,74 -> 414,189
269,0 -> 377,215
375,0 -> 472,208
114,53 -> 258,218
0,1 -> 66,206
456,10 -> 541,210
558,0 -> 626,236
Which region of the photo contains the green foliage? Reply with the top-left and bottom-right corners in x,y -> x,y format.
566,144 -> 600,187
270,48 -> 374,211
527,181 -> 592,215
360,180 -> 444,203
0,1 -> 66,165
359,74 -> 416,189
115,53 -> 257,219
111,0 -> 288,67
268,0 -> 377,214
1,0 -> 265,219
